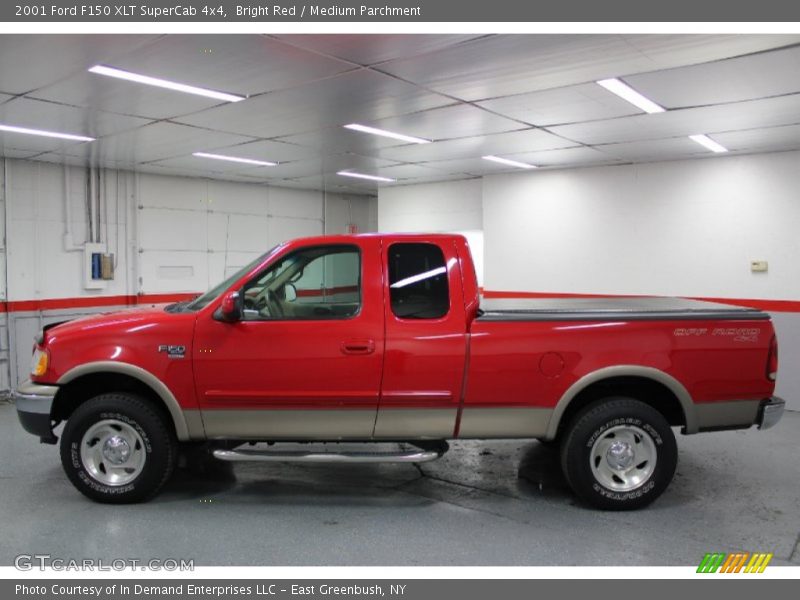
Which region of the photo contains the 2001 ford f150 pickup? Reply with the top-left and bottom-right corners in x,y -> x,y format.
14,233 -> 785,509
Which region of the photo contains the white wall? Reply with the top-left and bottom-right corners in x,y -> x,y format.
379,179 -> 482,233
378,151 -> 800,411
483,152 -> 800,299
1,158 -> 376,389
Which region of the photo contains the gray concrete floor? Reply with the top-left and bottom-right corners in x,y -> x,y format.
0,402 -> 798,566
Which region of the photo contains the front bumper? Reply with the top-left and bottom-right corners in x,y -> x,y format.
13,380 -> 58,443
757,396 -> 785,430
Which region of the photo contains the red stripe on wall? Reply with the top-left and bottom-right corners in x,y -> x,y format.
481,289 -> 800,313
0,293 -> 197,314
295,285 -> 359,298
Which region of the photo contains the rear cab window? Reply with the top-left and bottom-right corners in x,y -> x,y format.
388,243 -> 449,319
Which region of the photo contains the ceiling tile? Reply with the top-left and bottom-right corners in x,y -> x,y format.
547,94 -> 800,145
593,137 -> 710,161
61,122 -> 255,164
31,36 -> 356,121
505,146 -> 621,167
383,174 -> 479,186
371,163 -> 449,179
0,35 -> 158,95
282,174 -> 378,194
272,34 -> 484,65
477,83 -> 640,126
101,35 -> 355,97
174,69 -> 453,138
247,154 -> 400,180
1,96 -> 149,136
625,45 -> 800,109
145,154 -> 279,175
378,128 -> 576,162
712,124 -> 800,153
421,147 -> 615,174
207,139 -> 321,163
275,126 -> 408,156
619,34 -> 800,73
0,97 -> 148,154
31,73 -> 233,120
417,157 -> 530,176
378,34 -> 800,101
360,104 -> 523,140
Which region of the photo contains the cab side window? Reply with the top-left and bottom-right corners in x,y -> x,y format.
388,243 -> 449,319
242,245 -> 361,320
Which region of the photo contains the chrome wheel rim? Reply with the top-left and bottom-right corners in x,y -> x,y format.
80,419 -> 146,486
589,424 -> 657,492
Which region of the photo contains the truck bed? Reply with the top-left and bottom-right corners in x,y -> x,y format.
478,297 -> 769,322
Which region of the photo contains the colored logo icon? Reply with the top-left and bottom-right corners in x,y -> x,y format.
697,552 -> 773,573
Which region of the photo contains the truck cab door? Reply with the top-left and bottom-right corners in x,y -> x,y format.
374,238 -> 469,439
192,238 -> 384,440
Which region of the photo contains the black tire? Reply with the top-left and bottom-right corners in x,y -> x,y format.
560,397 -> 677,510
59,393 -> 177,503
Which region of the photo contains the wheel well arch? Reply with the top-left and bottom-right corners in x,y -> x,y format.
53,362 -> 191,440
546,367 -> 696,440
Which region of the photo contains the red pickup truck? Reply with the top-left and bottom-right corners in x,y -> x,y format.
15,233 -> 784,509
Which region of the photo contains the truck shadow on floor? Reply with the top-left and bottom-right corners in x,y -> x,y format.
158,441 -> 574,506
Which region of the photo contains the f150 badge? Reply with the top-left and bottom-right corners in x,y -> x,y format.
157,345 -> 186,359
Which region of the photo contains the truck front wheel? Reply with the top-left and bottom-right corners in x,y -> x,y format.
59,393 -> 177,503
560,397 -> 677,510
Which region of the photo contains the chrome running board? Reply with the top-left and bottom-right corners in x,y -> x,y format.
212,445 -> 446,464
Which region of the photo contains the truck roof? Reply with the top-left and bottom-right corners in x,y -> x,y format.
283,232 -> 468,246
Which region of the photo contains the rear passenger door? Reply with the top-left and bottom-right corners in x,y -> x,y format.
373,239 -> 468,439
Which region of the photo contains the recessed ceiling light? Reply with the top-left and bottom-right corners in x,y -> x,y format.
596,78 -> 665,114
0,123 -> 94,142
337,170 -> 395,183
193,152 -> 277,167
89,65 -> 245,103
689,134 -> 728,153
482,155 -> 537,169
344,123 -> 431,145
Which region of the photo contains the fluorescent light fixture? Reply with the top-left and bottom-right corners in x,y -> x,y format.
344,123 -> 431,145
0,123 -> 94,142
689,134 -> 728,153
596,78 -> 665,114
390,266 -> 447,289
482,155 -> 537,169
337,170 -> 395,183
89,65 -> 245,103
193,152 -> 277,167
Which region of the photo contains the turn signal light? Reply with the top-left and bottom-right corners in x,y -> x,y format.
31,348 -> 49,377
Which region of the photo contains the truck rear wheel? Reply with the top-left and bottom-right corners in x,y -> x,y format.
59,393 -> 177,503
560,397 -> 677,510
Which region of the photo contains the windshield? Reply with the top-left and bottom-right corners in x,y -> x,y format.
180,246 -> 279,312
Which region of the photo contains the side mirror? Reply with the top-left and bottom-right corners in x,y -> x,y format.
215,291 -> 242,323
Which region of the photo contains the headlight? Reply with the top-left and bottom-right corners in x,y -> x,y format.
30,348 -> 49,377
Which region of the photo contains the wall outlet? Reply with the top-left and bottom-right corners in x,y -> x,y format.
751,260 -> 768,273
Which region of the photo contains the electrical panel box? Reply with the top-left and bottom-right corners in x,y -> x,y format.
84,243 -> 113,289
751,260 -> 769,273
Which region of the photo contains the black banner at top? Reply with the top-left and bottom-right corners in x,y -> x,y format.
2,0 -> 800,22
